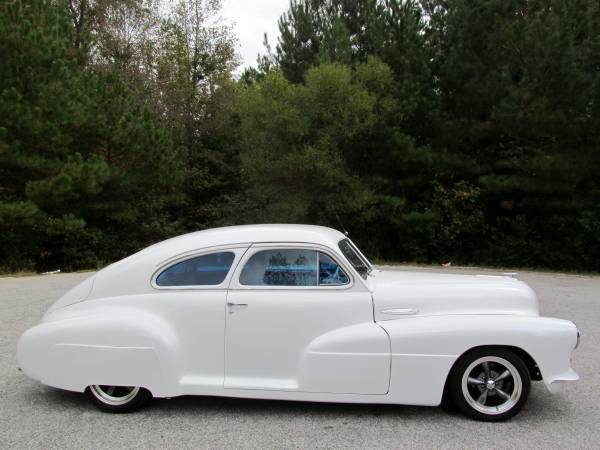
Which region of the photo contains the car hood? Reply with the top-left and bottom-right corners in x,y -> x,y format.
371,269 -> 539,321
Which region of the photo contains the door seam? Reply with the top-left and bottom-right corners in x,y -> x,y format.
223,244 -> 254,388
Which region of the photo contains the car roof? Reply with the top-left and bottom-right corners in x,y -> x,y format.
93,224 -> 345,295
141,224 -> 347,254
88,225 -> 349,299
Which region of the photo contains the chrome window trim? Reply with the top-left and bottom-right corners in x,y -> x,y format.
151,245 -> 249,290
232,244 -> 355,291
347,238 -> 374,271
338,238 -> 373,280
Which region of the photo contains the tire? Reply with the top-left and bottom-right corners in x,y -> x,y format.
440,388 -> 459,413
448,347 -> 531,422
86,385 -> 152,413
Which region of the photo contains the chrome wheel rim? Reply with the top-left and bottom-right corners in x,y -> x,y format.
461,356 -> 522,415
90,385 -> 140,406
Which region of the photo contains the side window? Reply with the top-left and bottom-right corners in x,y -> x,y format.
156,252 -> 235,287
319,252 -> 349,285
240,249 -> 350,287
240,249 -> 318,286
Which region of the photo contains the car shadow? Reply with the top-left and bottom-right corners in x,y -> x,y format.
33,383 -> 448,419
155,394 -> 447,419
33,381 -> 570,424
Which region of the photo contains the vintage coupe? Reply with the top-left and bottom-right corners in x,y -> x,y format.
17,225 -> 580,420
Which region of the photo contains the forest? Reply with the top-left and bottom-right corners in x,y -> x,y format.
1,0 -> 599,272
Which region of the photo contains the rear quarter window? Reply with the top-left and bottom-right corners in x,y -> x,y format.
156,252 -> 235,287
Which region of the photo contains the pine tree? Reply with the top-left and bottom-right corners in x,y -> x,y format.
0,0 -> 185,271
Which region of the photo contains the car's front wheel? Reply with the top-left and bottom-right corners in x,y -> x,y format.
448,347 -> 531,421
86,385 -> 151,413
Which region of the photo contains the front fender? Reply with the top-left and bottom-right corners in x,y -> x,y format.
298,322 -> 390,394
378,315 -> 578,406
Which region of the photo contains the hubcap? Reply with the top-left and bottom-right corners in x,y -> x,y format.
90,385 -> 140,406
461,356 -> 522,415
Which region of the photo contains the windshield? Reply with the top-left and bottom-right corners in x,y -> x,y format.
338,238 -> 373,279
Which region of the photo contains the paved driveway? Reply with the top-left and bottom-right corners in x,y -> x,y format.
0,267 -> 598,449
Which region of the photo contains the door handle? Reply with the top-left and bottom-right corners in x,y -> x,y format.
227,302 -> 248,313
381,308 -> 418,315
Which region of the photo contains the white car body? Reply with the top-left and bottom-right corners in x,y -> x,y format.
18,224 -> 579,408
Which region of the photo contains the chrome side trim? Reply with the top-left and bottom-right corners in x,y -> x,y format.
381,308 -> 419,316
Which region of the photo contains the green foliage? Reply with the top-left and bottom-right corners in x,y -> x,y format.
243,0 -> 600,271
1,0 -> 599,273
422,0 -> 600,269
234,66 -> 373,223
0,0 -> 187,271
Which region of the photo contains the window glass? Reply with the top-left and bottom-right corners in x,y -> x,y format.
338,238 -> 372,279
156,252 -> 235,286
319,252 -> 349,285
240,249 -> 318,286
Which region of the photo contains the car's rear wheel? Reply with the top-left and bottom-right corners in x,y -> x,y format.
86,385 -> 151,413
448,348 -> 530,421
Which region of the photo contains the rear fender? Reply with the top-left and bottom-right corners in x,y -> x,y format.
18,305 -> 180,397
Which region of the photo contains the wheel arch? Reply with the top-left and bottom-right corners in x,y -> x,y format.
442,344 -> 541,404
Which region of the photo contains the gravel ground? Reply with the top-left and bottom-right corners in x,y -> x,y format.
0,267 -> 598,449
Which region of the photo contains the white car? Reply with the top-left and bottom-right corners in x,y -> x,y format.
17,225 -> 580,420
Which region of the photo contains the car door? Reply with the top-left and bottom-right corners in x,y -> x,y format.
224,243 -> 390,394
150,246 -> 249,394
